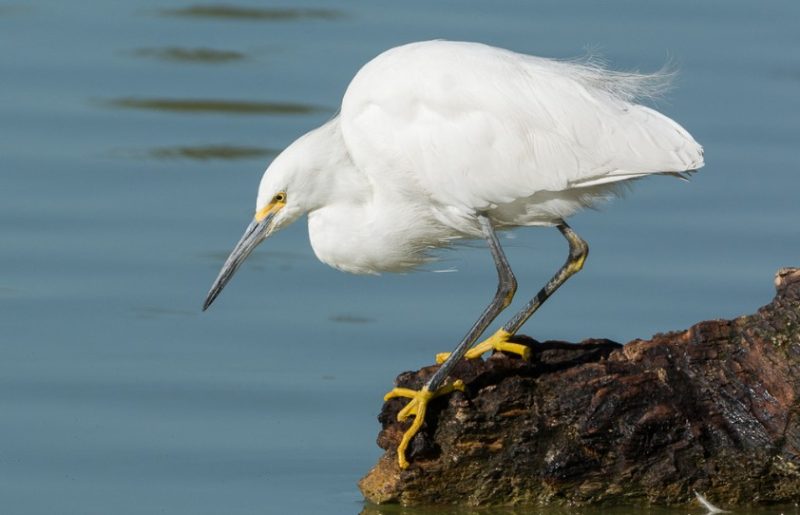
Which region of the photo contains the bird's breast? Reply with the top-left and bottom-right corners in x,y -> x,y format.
307,202 -> 458,275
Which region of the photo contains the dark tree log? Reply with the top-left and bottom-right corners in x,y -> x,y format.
359,268 -> 800,507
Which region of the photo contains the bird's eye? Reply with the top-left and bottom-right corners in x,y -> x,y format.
274,192 -> 286,203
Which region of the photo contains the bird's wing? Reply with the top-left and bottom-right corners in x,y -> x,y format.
567,104 -> 704,188
340,41 -> 703,211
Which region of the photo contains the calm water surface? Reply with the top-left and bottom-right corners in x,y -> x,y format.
2,1 -> 799,514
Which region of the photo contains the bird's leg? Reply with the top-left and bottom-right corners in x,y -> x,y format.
437,220 -> 588,363
384,214 -> 516,469
501,220 -> 588,335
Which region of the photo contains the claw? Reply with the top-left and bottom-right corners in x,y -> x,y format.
436,328 -> 530,364
384,379 -> 466,468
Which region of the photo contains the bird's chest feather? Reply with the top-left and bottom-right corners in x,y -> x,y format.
307,202 -> 454,275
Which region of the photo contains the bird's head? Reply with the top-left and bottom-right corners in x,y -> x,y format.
202,119 -> 346,311
201,147 -> 309,311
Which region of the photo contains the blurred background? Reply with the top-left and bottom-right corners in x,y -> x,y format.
1,1 -> 798,513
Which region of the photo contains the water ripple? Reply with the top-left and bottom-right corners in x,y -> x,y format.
161,5 -> 344,21
105,97 -> 327,115
148,145 -> 277,161
329,314 -> 375,325
132,47 -> 247,63
0,286 -> 20,296
131,306 -> 196,320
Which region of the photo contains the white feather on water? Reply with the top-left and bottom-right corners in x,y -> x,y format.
694,490 -> 730,514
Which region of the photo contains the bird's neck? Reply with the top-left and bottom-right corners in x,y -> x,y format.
300,118 -> 453,274
294,117 -> 371,213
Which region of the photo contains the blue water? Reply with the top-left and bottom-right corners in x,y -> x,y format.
2,1 -> 799,514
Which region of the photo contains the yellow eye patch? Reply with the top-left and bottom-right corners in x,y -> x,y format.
254,193 -> 287,222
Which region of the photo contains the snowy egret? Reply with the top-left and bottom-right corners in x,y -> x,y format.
203,40 -> 704,469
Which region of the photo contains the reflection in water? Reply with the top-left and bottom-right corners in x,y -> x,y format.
133,47 -> 246,63
107,97 -> 326,115
358,503 -> 772,515
358,494 -> 800,515
360,505 -> 582,515
149,145 -> 276,161
161,5 -> 343,21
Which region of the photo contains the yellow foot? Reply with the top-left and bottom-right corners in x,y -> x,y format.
383,380 -> 466,469
435,328 -> 531,364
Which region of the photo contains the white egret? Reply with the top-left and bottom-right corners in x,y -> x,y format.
203,40 -> 704,469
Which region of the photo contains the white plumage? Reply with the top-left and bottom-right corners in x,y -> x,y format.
248,40 -> 703,275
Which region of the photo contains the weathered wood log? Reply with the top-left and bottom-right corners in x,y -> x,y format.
359,268 -> 800,507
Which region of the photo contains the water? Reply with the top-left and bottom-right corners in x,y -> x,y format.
2,1 -> 799,514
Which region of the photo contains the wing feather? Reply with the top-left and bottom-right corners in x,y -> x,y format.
340,41 -> 704,212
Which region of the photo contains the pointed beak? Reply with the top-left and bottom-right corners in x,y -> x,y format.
202,212 -> 276,311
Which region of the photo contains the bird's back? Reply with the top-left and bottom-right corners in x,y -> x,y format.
340,41 -> 703,229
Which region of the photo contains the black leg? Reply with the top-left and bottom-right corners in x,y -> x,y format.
501,220 -> 588,335
426,214 -> 517,391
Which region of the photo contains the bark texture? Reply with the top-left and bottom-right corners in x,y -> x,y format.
359,268 -> 800,507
